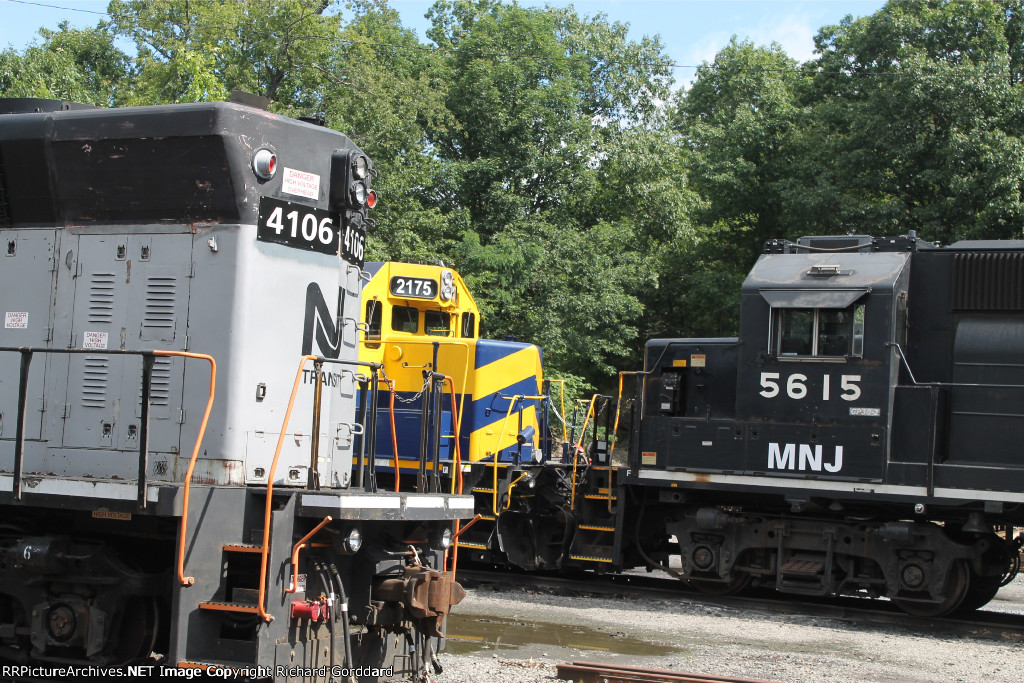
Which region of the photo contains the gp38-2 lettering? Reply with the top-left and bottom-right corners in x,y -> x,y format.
759,372 -> 861,401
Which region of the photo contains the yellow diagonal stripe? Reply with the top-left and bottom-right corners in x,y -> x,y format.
471,347 -> 542,399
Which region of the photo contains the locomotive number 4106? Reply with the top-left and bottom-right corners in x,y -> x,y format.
257,196 -> 366,267
759,372 -> 861,401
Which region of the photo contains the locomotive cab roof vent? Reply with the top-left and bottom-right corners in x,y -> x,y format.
808,264 -> 842,276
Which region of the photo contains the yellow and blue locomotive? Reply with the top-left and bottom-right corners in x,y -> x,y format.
359,262 -> 547,482
358,263 -> 628,572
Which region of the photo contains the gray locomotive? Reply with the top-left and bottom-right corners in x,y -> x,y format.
0,98 -> 469,679
626,233 -> 1023,616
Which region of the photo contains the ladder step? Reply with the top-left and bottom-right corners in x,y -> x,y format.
455,542 -> 488,550
223,543 -> 264,553
584,494 -> 617,501
472,488 -> 495,494
479,515 -> 496,521
780,558 -> 826,576
578,525 -> 615,532
178,660 -> 252,671
570,555 -> 614,563
199,601 -> 260,614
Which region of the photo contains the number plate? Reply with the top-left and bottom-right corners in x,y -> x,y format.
257,197 -> 340,256
256,196 -> 365,267
389,276 -> 437,299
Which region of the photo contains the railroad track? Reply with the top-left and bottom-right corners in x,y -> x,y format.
456,568 -> 1024,639
556,661 -> 780,683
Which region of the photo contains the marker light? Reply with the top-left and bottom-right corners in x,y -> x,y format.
366,190 -> 377,209
252,149 -> 277,180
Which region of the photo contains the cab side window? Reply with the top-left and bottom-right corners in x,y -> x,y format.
776,305 -> 864,357
425,310 -> 451,336
461,312 -> 476,338
365,300 -> 382,340
392,305 -> 418,333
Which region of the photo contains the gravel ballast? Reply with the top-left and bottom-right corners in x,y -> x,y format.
435,576 -> 1024,683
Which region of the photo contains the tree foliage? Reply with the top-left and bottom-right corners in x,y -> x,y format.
2,0 -> 1023,391
800,0 -> 1024,242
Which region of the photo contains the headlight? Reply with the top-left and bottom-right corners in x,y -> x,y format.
440,270 -> 455,301
333,527 -> 362,555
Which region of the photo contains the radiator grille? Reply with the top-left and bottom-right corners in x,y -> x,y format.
953,252 -> 1024,311
797,235 -> 872,251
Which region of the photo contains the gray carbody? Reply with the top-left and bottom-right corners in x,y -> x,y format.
0,101 -> 359,487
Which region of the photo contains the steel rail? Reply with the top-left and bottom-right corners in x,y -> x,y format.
557,661 -> 781,683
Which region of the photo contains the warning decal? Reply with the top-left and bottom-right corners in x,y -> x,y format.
282,167 -> 321,200
83,331 -> 109,349
4,312 -> 28,329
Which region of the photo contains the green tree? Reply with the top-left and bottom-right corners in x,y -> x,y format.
803,0 -> 1024,241
674,38 -> 803,260
424,0 -> 675,387
0,22 -> 131,106
107,0 -> 342,105
668,38 -> 804,338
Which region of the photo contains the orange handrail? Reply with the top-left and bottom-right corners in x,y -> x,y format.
444,376 -> 463,496
443,376 -> 466,579
257,354 -> 317,621
385,377 -> 400,491
569,395 -> 598,512
286,516 -> 333,594
607,372 -> 639,513
167,350 -> 217,587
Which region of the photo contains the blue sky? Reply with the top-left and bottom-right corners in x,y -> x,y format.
1,0 -> 886,86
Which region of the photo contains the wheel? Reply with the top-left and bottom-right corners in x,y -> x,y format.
688,572 -> 751,596
892,560 -> 969,617
999,550 -> 1021,587
957,573 -> 1001,613
111,596 -> 160,664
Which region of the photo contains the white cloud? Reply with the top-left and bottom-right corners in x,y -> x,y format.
746,13 -> 821,63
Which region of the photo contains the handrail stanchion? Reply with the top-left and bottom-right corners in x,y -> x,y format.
13,349 -> 32,502
367,370 -> 379,492
137,353 -> 156,510
309,360 -> 324,491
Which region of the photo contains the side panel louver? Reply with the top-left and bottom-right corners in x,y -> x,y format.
953,252 -> 1024,311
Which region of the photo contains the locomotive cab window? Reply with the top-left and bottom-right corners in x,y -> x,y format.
775,305 -> 864,358
392,305 -> 419,333
365,299 -> 382,341
425,310 -> 451,336
461,312 -> 476,338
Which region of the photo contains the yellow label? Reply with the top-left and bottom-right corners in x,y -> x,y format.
691,354 -> 706,368
671,359 -> 687,367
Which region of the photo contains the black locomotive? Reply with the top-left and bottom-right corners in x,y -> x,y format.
466,233 -> 1023,617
